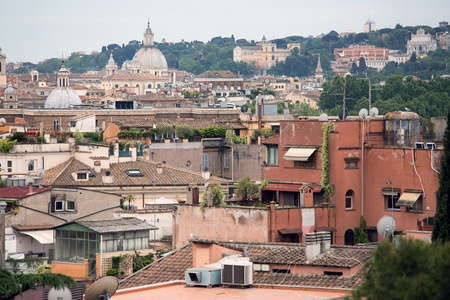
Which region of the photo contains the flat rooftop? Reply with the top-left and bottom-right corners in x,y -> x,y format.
113,283 -> 349,300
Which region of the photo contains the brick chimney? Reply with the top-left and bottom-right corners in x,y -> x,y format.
305,231 -> 331,260
28,181 -> 33,194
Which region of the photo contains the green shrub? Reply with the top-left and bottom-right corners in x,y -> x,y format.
175,125 -> 195,140
106,268 -> 118,276
8,132 -> 27,142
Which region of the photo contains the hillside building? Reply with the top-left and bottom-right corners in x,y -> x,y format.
406,28 -> 437,55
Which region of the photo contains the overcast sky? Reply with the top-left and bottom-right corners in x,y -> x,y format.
1,0 -> 449,63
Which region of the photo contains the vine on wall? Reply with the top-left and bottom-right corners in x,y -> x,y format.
321,122 -> 334,203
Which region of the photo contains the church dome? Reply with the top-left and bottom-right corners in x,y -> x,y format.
44,62 -> 82,109
44,88 -> 82,109
132,22 -> 168,70
5,83 -> 15,94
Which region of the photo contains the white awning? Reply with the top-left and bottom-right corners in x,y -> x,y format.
283,148 -> 316,161
21,230 -> 54,244
397,192 -> 422,207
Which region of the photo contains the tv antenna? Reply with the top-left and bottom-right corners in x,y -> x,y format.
377,215 -> 397,240
85,276 -> 119,300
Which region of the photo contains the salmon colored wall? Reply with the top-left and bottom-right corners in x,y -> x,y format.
273,208 -> 303,242
52,260 -> 88,279
192,243 -> 242,268
103,122 -> 119,143
404,230 -> 432,243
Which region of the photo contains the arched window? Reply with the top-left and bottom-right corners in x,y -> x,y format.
157,84 -> 161,88
148,84 -> 152,88
136,84 -> 139,87
115,84 -> 119,88
344,229 -> 355,245
124,84 -> 128,87
345,190 -> 354,209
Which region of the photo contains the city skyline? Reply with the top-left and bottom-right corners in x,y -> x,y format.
1,0 -> 449,63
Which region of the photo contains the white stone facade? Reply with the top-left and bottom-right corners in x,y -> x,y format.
407,28 -> 437,55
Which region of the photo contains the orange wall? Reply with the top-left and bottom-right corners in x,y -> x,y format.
52,260 -> 88,279
192,243 -> 242,268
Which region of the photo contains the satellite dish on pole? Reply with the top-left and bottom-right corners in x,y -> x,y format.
319,113 -> 328,121
85,276 -> 119,300
370,107 -> 379,118
37,168 -> 46,178
359,108 -> 368,119
338,110 -> 348,120
377,215 -> 397,239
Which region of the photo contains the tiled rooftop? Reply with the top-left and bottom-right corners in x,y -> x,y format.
112,117 -> 246,130
58,217 -> 157,233
119,243 -> 193,289
0,186 -> 52,199
103,73 -> 163,80
43,158 -> 227,187
119,240 -> 372,291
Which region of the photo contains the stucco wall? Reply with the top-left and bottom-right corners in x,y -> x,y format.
175,205 -> 270,248
52,260 -> 88,279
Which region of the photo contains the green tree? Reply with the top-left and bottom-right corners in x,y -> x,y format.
353,239 -> 450,300
235,176 -> 259,200
123,194 -> 136,210
432,109 -> 450,242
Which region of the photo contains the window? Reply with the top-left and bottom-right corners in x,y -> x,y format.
7,160 -> 12,172
224,153 -> 230,169
345,161 -> 358,169
407,195 -> 423,212
324,271 -> 343,276
385,194 -> 400,210
345,190 -> 354,209
126,169 -> 143,177
55,201 -> 64,211
77,173 -> 87,180
266,145 -> 278,165
66,200 -> 75,211
344,229 -> 355,245
28,161 -> 35,172
203,153 -> 209,171
53,119 -> 60,131
69,121 -> 76,127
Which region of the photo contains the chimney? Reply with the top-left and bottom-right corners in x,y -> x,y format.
157,163 -> 163,175
28,181 -> 33,194
305,231 -> 331,260
201,171 -> 211,180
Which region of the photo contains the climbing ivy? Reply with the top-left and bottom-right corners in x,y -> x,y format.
320,122 -> 334,203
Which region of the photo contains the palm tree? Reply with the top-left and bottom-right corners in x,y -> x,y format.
123,194 -> 136,210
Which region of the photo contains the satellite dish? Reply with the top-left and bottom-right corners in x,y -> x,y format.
85,276 -> 119,300
377,215 -> 397,239
338,110 -> 348,120
37,168 -> 46,178
48,286 -> 72,300
25,177 -> 34,186
0,118 -> 6,123
241,104 -> 249,113
370,107 -> 379,118
319,113 -> 328,121
359,108 -> 368,119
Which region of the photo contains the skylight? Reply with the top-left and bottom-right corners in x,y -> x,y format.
126,169 -> 144,177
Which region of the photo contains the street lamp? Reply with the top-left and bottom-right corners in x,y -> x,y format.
0,200 -> 6,269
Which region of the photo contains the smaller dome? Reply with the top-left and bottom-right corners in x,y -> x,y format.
30,70 -> 39,74
5,84 -> 15,94
45,88 -> 82,109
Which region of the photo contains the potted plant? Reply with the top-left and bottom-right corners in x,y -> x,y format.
417,219 -> 422,231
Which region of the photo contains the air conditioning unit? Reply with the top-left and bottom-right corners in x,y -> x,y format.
221,256 -> 253,286
185,265 -> 222,288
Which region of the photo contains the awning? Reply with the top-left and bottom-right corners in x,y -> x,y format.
381,188 -> 401,196
314,227 -> 337,232
278,229 -> 302,235
20,230 -> 54,244
283,148 -> 316,161
264,183 -> 303,192
397,192 -> 422,207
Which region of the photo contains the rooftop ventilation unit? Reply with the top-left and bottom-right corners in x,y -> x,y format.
426,143 -> 436,150
221,256 -> 253,287
185,265 -> 222,288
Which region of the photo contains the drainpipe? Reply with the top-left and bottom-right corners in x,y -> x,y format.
361,119 -> 364,217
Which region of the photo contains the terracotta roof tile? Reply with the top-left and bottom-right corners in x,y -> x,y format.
119,243 -> 193,289
12,224 -> 56,231
103,73 -> 163,81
